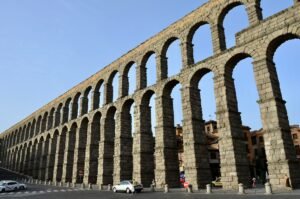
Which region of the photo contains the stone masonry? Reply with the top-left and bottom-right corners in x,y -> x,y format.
1,0 -> 300,191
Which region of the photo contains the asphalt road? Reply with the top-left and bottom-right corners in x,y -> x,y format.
1,184 -> 300,199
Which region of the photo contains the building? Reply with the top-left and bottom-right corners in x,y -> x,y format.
291,125 -> 300,159
176,121 -> 300,182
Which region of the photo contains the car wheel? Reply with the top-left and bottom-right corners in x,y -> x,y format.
136,190 -> 141,193
14,187 -> 18,191
126,188 -> 131,194
1,188 -> 5,193
113,188 -> 117,193
20,186 -> 24,190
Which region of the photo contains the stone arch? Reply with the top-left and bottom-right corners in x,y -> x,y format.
30,119 -> 36,138
98,106 -> 116,185
266,33 -> 300,61
23,141 -> 32,175
8,133 -> 12,148
71,92 -> 81,120
190,67 -> 213,87
155,79 -> 183,187
62,98 -> 72,124
12,147 -> 18,171
13,131 -> 17,146
80,86 -> 92,116
40,133 -> 51,180
160,37 -> 182,79
32,136 -> 45,179
21,125 -> 27,142
47,108 -> 55,130
85,111 -> 101,184
140,51 -> 157,88
121,61 -> 137,97
107,70 -> 119,103
186,67 -> 218,184
187,21 -> 213,63
224,52 -> 252,75
260,33 -> 300,188
113,99 -> 134,184
162,79 -> 181,96
12,130 -> 17,146
35,115 -> 42,136
15,128 -> 21,145
25,122 -> 31,141
62,122 -> 77,183
217,1 -> 250,49
41,112 -> 48,132
93,79 -> 104,109
45,129 -> 59,181
132,89 -> 156,186
73,117 -> 89,183
54,103 -> 63,127
19,142 -> 28,173
54,126 -> 68,182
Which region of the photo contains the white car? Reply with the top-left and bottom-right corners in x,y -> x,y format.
0,180 -> 27,192
112,180 -> 143,193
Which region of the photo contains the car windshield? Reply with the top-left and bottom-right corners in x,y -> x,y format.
0,181 -> 6,186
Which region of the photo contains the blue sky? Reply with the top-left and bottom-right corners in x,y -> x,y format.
0,0 -> 299,133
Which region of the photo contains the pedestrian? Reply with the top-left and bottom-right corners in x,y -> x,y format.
252,177 -> 256,188
152,179 -> 156,188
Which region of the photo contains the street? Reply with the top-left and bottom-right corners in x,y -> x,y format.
1,184 -> 300,199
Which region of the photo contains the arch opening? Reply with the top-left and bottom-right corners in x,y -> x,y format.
220,3 -> 249,49
191,23 -> 213,62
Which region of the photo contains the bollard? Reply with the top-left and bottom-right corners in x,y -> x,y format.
89,183 -> 92,190
44,181 -> 47,185
99,184 -> 103,190
48,181 -> 52,186
150,184 -> 155,192
107,184 -> 112,191
67,182 -> 71,188
54,181 -> 58,186
81,183 -> 85,189
72,182 -> 76,188
59,182 -> 63,187
265,182 -> 272,194
164,184 -> 169,193
238,183 -> 245,194
187,184 -> 193,193
206,184 -> 211,194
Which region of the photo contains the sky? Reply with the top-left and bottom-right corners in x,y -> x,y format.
0,0 -> 299,133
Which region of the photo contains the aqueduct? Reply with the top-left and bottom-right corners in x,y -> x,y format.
1,0 -> 300,190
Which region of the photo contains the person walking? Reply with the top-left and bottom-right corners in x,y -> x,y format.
252,177 -> 256,188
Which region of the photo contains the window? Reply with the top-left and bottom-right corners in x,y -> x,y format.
206,126 -> 211,133
295,145 -> 300,156
254,149 -> 258,157
293,134 -> 298,140
259,136 -> 264,143
210,151 -> 217,159
251,136 -> 257,145
245,144 -> 249,153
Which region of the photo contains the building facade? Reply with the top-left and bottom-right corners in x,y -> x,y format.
1,0 -> 300,191
176,121 -> 300,184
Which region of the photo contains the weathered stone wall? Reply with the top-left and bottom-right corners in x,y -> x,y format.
1,0 -> 300,190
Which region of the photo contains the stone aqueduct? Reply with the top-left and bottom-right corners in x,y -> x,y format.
1,0 -> 300,190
